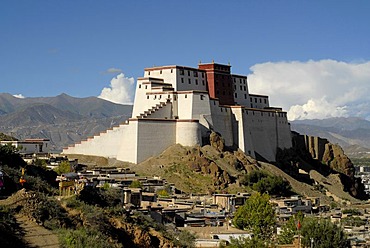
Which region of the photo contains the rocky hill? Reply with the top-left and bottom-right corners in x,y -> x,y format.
127,132 -> 367,204
0,93 -> 132,152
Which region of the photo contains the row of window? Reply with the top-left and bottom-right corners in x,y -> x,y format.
233,77 -> 247,84
250,97 -> 267,104
179,69 -> 205,78
180,77 -> 205,86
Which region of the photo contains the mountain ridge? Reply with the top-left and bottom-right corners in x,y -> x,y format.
0,93 -> 132,152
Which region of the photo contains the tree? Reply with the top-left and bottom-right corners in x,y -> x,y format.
129,180 -> 142,188
226,236 -> 268,248
232,193 -> 276,239
278,215 -> 349,248
278,212 -> 304,245
54,161 -> 71,175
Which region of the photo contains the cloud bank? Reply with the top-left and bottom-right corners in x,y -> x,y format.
98,73 -> 135,105
247,60 -> 370,120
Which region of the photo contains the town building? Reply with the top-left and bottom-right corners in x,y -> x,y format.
63,62 -> 292,164
0,139 -> 50,155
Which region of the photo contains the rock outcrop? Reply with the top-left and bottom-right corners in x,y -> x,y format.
291,132 -> 367,200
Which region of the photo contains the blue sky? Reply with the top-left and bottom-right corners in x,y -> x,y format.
1,1 -> 370,119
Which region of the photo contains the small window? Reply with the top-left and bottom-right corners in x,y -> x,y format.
193,71 -> 198,77
200,95 -> 204,100
145,85 -> 147,89
148,71 -> 150,75
240,86 -> 242,90
185,94 -> 187,98
244,86 -> 246,91
254,98 -> 257,103
250,98 -> 252,102
181,78 -> 184,83
180,69 -> 184,75
259,99 -> 262,103
235,93 -> 238,98
202,80 -> 205,85
202,72 -> 205,78
195,79 -> 198,85
188,70 -> 190,76
234,85 -> 236,90
244,94 -> 247,99
139,84 -> 141,88
160,70 -> 162,74
147,96 -> 149,99
188,78 -> 191,84
264,99 -> 267,104
171,69 -> 173,73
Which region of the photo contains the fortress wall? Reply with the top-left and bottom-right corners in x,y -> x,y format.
191,93 -> 211,120
239,110 -> 291,162
245,110 -> 276,161
116,121 -> 138,163
231,107 -> 256,157
135,119 -> 177,164
177,93 -> 194,119
176,121 -> 201,146
210,103 -> 234,146
63,123 -> 128,158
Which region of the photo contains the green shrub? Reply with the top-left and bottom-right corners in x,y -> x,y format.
59,228 -> 120,248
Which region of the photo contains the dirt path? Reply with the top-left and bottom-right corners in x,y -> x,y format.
15,214 -> 60,248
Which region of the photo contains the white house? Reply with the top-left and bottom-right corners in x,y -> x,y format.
1,139 -> 50,154
63,62 -> 292,164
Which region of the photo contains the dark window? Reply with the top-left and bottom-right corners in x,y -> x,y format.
240,86 -> 242,90
139,84 -> 141,88
171,69 -> 173,73
244,94 -> 247,99
185,94 -> 187,98
188,78 -> 191,84
254,98 -> 257,103
147,96 -> 149,99
259,99 -> 262,103
195,79 -> 198,85
145,85 -> 147,89
160,70 -> 162,74
250,98 -> 252,102
188,70 -> 190,76
181,78 -> 184,83
202,72 -> 205,78
244,86 -> 246,91
264,99 -> 267,104
193,71 -> 198,77
180,69 -> 184,75
148,71 -> 150,75
202,80 -> 205,85
235,93 -> 238,98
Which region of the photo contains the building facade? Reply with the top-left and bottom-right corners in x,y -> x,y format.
63,62 -> 292,163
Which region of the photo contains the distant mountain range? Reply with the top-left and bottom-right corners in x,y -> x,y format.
1,93 -> 368,159
291,117 -> 370,158
0,93 -> 132,152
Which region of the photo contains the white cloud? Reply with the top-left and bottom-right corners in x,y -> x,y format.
13,94 -> 25,99
247,60 -> 370,120
98,73 -> 135,105
102,68 -> 123,74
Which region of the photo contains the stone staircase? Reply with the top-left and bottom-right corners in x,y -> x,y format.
136,99 -> 172,119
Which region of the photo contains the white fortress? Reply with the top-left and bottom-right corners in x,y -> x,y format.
63,62 -> 292,163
